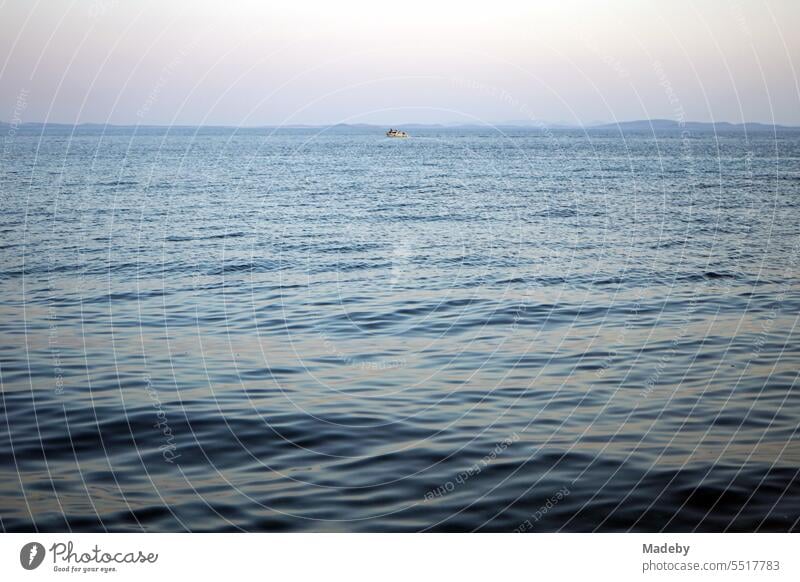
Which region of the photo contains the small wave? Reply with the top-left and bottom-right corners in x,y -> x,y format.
206,260 -> 280,275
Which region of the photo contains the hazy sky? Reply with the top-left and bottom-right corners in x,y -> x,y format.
1,0 -> 798,126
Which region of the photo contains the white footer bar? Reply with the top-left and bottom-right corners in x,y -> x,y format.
1,533 -> 796,581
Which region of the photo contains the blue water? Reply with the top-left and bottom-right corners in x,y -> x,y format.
1,125 -> 799,531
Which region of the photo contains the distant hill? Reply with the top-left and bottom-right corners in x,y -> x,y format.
589,119 -> 796,132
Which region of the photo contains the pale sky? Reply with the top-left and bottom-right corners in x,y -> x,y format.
1,0 -> 798,126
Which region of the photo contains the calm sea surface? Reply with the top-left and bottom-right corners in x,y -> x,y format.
1,126 -> 799,531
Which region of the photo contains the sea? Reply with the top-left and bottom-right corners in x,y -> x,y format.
1,124 -> 799,531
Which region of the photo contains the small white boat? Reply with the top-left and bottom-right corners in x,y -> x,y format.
386,128 -> 409,138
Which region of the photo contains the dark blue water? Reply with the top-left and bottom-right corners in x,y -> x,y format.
2,125 -> 799,531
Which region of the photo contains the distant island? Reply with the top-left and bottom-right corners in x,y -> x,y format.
587,119 -> 797,132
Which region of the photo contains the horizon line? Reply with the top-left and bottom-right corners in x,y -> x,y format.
2,118 -> 799,130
